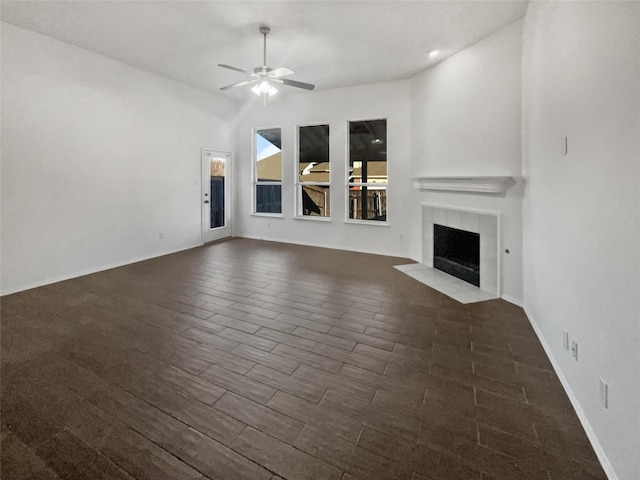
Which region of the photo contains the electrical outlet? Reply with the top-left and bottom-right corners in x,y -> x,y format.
599,377 -> 608,409
571,341 -> 578,361
159,232 -> 164,240
563,330 -> 569,350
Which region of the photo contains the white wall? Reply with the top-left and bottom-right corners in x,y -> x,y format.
233,80 -> 413,258
0,23 -> 238,294
410,20 -> 524,303
522,3 -> 640,479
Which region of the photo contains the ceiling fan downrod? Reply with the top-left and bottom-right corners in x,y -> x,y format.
260,26 -> 270,69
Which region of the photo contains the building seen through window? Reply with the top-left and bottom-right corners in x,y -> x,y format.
255,128 -> 282,214
348,119 -> 387,221
298,124 -> 330,218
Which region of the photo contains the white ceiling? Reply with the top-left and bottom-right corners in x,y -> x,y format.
1,1 -> 528,101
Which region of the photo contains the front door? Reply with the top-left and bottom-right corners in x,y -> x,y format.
202,149 -> 231,243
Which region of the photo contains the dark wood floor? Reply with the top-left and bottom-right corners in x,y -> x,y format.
1,238 -> 605,480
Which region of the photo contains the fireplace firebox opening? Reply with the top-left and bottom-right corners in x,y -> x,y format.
433,224 -> 480,287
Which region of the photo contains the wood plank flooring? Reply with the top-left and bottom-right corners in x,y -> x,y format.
1,238 -> 605,479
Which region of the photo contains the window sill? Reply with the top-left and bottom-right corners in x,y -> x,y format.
293,216 -> 332,222
344,219 -> 390,227
250,212 -> 284,218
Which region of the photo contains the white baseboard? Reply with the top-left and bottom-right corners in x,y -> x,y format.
501,294 -> 524,307
243,236 -> 529,309
2,236 -> 402,296
0,243 -> 202,296
523,306 -> 618,480
238,234 -> 407,259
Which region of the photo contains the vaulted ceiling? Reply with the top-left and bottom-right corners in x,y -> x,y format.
0,1 -> 528,101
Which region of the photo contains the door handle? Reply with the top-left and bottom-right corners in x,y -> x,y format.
204,200 -> 210,204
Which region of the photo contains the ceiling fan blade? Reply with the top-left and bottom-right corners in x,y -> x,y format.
218,64 -> 256,76
268,67 -> 294,78
275,78 -> 315,91
220,79 -> 258,91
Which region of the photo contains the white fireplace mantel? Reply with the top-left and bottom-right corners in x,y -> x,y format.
413,176 -> 517,194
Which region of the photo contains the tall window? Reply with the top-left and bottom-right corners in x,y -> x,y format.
297,124 -> 330,218
347,119 -> 387,222
254,127 -> 282,214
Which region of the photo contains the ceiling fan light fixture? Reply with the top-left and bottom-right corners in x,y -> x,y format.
251,80 -> 278,96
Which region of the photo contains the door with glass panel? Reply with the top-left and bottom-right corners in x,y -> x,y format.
202,150 -> 231,243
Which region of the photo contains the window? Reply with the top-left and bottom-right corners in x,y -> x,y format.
347,119 -> 387,222
296,124 -> 330,218
254,127 -> 282,214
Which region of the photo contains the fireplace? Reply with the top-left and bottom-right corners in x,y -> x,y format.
394,205 -> 500,304
433,224 -> 480,286
421,205 -> 500,297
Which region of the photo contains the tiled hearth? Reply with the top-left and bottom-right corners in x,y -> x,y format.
396,205 -> 500,304
395,263 -> 496,304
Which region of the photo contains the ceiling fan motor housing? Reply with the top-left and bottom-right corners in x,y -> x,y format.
255,66 -> 272,76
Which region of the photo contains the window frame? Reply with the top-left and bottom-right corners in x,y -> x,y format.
294,122 -> 331,221
252,125 -> 283,217
345,117 -> 389,226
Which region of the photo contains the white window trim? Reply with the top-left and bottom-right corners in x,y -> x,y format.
253,126 -> 283,216
294,122 -> 331,220
345,118 -> 389,224
294,215 -> 332,223
250,212 -> 283,218
344,219 -> 390,227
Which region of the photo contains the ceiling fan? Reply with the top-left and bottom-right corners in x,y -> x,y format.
218,26 -> 315,100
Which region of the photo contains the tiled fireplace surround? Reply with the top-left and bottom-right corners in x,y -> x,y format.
423,205 -> 500,295
396,204 -> 501,304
